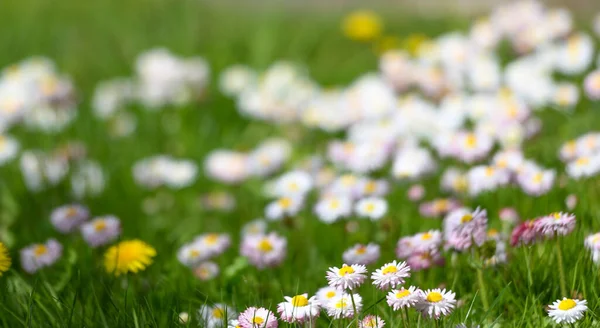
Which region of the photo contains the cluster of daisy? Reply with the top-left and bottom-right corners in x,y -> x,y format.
559,132 -> 600,179
93,48 -> 210,119
510,212 -> 576,246
204,138 -> 291,184
177,233 -> 230,280
0,57 -> 77,133
132,155 -> 198,189
17,142 -> 106,198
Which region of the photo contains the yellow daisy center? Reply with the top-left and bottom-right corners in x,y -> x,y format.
365,203 -> 375,213
487,229 -> 498,238
252,316 -> 265,325
326,291 -> 336,298
341,175 -> 356,186
461,214 -> 473,224
339,265 -> 355,276
355,245 -> 367,254
204,234 -> 219,245
426,292 -> 443,303
329,200 -> 340,209
291,295 -> 309,307
577,157 -> 589,166
278,197 -> 292,209
258,239 -> 273,252
189,249 -> 201,258
421,233 -> 433,240
485,167 -> 495,177
335,299 -> 348,309
433,199 -> 448,212
465,134 -> 478,148
212,308 -> 224,319
558,299 -> 577,311
364,181 -> 377,193
34,245 -> 48,257
396,289 -> 411,298
288,182 -> 299,191
552,212 -> 561,220
533,173 -> 543,183
382,265 -> 397,275
93,220 -> 107,232
66,207 -> 78,218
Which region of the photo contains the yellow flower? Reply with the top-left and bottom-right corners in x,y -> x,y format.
0,242 -> 11,276
342,10 -> 383,42
104,240 -> 156,276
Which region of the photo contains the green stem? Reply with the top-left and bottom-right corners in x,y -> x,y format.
556,238 -> 567,297
523,247 -> 533,288
349,290 -> 359,328
476,267 -> 490,312
403,307 -> 410,328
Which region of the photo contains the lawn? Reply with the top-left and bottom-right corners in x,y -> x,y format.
1,0 -> 600,327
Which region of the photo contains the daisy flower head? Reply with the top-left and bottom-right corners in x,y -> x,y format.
342,243 -> 380,265
517,168 -> 555,196
547,298 -> 587,324
499,207 -> 519,224
277,293 -> 320,324
454,131 -> 494,164
415,288 -> 456,319
50,204 -> 89,234
386,286 -> 422,310
411,230 -> 443,253
419,198 -> 461,218
20,239 -> 62,274
358,178 -> 389,197
195,233 -> 231,257
104,239 -> 156,276
359,315 -> 385,328
566,155 -> 600,179
534,212 -> 576,237
194,261 -> 219,281
444,207 -> 488,251
0,134 -> 19,166
0,242 -> 11,276
316,286 -> 341,305
228,319 -> 241,328
80,215 -> 121,247
265,196 -> 303,221
584,69 -> 600,100
467,165 -> 510,196
371,260 -> 411,290
314,195 -> 352,224
240,232 -> 287,269
272,170 -> 313,197
354,197 -> 387,220
325,293 -> 363,319
392,146 -> 436,180
441,167 -> 468,194
198,304 -> 237,328
326,263 -> 367,290
510,220 -> 540,246
406,248 -> 445,271
585,233 -> 600,264
238,307 -> 278,328
177,240 -> 209,267
242,219 -> 267,237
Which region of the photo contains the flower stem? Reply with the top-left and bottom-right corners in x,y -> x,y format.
403,307 -> 410,328
556,238 -> 567,296
349,290 -> 359,328
523,247 -> 533,288
476,267 -> 490,312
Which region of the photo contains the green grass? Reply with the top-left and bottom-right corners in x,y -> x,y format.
1,0 -> 600,327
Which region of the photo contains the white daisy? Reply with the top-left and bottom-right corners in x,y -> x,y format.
547,298 -> 587,324
325,293 -> 363,319
386,286 -> 422,310
415,288 -> 456,319
371,260 -> 411,290
265,196 -> 304,221
277,293 -> 320,324
354,197 -> 387,221
314,195 -> 352,224
342,243 -> 380,265
326,263 -> 367,290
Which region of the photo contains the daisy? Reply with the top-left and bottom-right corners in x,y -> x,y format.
198,304 -> 237,328
272,170 -> 312,197
517,168 -> 555,196
104,240 -> 156,276
411,230 -> 443,253
552,83 -> 579,109
415,288 -> 456,319
0,134 -> 19,166
342,243 -> 380,265
265,196 -> 303,221
444,207 -> 488,251
386,286 -> 422,310
392,146 -> 436,180
441,168 -> 468,194
534,212 -> 576,237
50,204 -> 90,234
547,298 -> 587,324
566,156 -> 600,179
178,240 -> 209,267
453,131 -> 493,163
565,194 -> 577,210
359,315 -> 385,328
467,165 -> 510,196
499,208 -> 519,224
585,233 -> 600,264
204,150 -> 250,184
314,195 -> 352,224
248,139 -> 291,177
241,219 -> 267,237
354,197 -> 387,220
325,293 -> 363,319
194,261 -> 219,281
195,233 -> 231,257
228,319 -> 241,328
419,198 -> 461,218
0,242 -> 11,276
238,307 -> 278,328
316,286 -> 341,305
583,69 -> 600,100
277,293 -> 320,324
371,260 -> 411,290
20,239 -> 62,274
326,263 -> 367,290
510,220 -> 540,246
407,249 -> 445,271
240,232 -> 287,269
357,178 -> 389,197
80,215 -> 121,247
178,312 -> 190,324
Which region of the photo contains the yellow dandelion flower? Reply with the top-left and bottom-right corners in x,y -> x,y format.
0,242 -> 11,276
104,240 -> 156,276
342,10 -> 383,42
